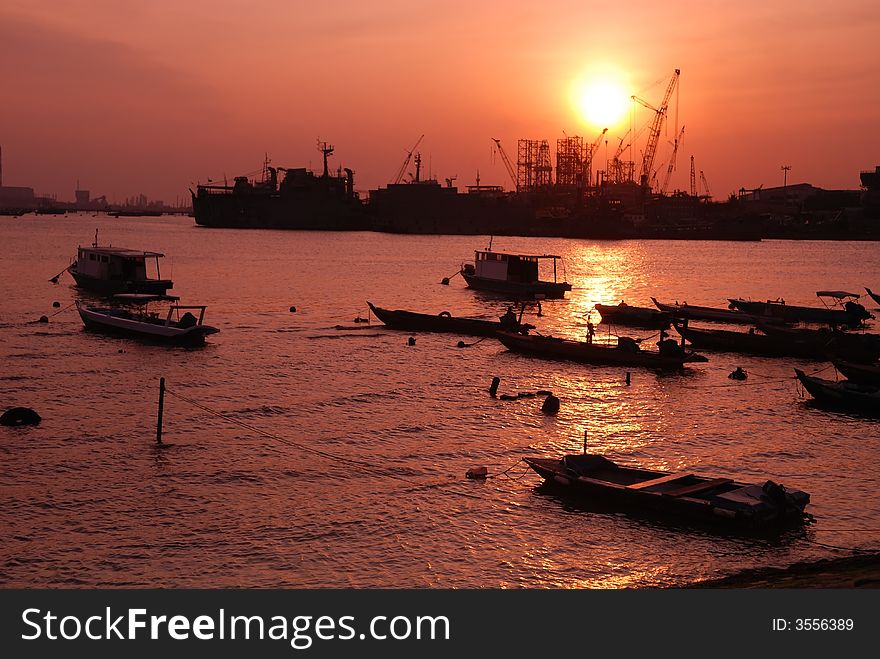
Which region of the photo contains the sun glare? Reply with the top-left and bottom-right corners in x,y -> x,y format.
574,79 -> 629,129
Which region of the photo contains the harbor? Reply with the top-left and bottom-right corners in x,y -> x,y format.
2,212 -> 879,588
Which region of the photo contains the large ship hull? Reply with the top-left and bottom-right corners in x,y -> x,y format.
192,191 -> 365,230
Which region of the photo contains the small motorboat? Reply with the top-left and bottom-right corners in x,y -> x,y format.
524,453 -> 810,528
728,293 -> 872,326
65,231 -> 173,295
367,301 -> 533,337
459,248 -> 571,299
594,302 -> 671,329
76,294 -> 219,345
496,331 -> 707,370
795,368 -> 880,415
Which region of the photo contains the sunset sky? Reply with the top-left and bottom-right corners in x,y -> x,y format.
2,0 -> 878,203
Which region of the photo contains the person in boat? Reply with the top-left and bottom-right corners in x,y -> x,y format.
617,336 -> 640,353
500,306 -> 518,330
657,335 -> 684,357
586,321 -> 595,344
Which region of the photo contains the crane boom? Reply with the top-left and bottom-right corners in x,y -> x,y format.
491,138 -> 518,190
700,170 -> 711,199
393,134 -> 424,184
660,125 -> 685,194
635,68 -> 680,191
689,155 -> 696,197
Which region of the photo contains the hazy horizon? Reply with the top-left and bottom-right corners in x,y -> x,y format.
2,0 -> 878,203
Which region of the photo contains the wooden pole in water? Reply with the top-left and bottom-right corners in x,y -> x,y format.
156,377 -> 165,446
583,429 -> 588,454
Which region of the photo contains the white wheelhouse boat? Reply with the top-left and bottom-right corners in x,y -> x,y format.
459,249 -> 571,299
76,294 -> 219,345
67,232 -> 173,295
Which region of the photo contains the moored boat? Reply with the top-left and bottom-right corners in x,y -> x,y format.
367,301 -> 533,337
866,287 -> 880,306
459,248 -> 571,299
76,295 -> 219,345
595,302 -> 671,329
651,297 -> 777,325
496,330 -> 706,370
524,453 -> 810,528
673,322 -> 820,358
66,233 -> 173,295
832,360 -> 880,386
759,323 -> 880,363
794,368 -> 880,415
728,293 -> 872,326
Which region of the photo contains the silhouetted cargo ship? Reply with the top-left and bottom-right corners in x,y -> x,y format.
191,143 -> 366,230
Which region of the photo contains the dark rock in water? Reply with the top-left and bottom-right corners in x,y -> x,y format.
52,301 -> 61,308
1,407 -> 42,427
38,315 -> 49,323
541,395 -> 560,415
728,367 -> 748,380
289,306 -> 297,313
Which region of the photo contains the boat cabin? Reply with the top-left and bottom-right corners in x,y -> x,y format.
75,246 -> 164,282
470,250 -> 562,284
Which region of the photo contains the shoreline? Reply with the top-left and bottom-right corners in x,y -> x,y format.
683,552 -> 880,588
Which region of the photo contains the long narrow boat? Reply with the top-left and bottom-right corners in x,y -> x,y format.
496,331 -> 706,370
673,322 -> 822,358
759,324 -> 880,362
651,297 -> 778,325
594,302 -> 671,329
795,368 -> 880,415
728,294 -> 872,326
832,360 -> 880,386
367,301 -> 533,337
76,295 -> 219,345
866,287 -> 880,306
524,453 -> 810,528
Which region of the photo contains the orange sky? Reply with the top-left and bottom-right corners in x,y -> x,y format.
2,0 -> 878,203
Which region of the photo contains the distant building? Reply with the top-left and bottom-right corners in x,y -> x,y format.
75,189 -> 90,207
0,185 -> 35,209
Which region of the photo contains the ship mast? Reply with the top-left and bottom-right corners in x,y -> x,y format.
318,141 -> 334,178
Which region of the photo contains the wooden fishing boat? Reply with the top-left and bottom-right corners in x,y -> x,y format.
832,360 -> 880,386
594,302 -> 671,329
367,301 -> 533,337
524,453 -> 810,528
459,248 -> 571,299
66,232 -> 173,295
76,295 -> 219,345
795,368 -> 880,415
759,324 -> 880,363
651,297 -> 779,325
728,292 -> 872,326
496,331 -> 707,370
673,322 -> 821,358
866,287 -> 880,306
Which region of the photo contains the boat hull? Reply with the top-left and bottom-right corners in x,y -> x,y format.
651,297 -> 777,325
832,360 -> 880,386
192,189 -> 365,230
524,456 -> 810,528
368,302 -> 530,337
497,331 -> 699,370
69,270 -> 173,296
595,303 -> 670,329
460,272 -> 571,299
728,298 -> 867,325
674,323 -> 832,359
795,369 -> 880,414
78,306 -> 218,345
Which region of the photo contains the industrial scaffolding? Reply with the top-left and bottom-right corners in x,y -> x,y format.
517,139 -> 553,191
555,136 -> 585,188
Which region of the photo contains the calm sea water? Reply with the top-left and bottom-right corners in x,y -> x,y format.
1,213 -> 879,588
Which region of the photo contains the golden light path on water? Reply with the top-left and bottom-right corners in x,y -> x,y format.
1,215 -> 879,588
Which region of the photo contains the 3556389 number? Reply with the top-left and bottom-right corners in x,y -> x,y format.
794,618 -> 854,631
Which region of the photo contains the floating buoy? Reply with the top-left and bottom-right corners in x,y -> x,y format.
489,377 -> 501,397
457,340 -> 466,348
728,367 -> 747,380
1,407 -> 41,427
52,301 -> 61,308
50,276 -> 59,284
466,466 -> 488,480
407,336 -> 416,346
38,315 -> 48,323
441,277 -> 450,285
438,310 -> 451,318
541,394 -> 560,415
289,306 -> 297,313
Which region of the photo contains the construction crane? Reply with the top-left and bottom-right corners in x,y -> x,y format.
584,127 -> 608,186
689,156 -> 696,197
491,138 -> 518,191
632,68 -> 680,192
393,134 -> 424,184
700,170 -> 712,200
660,125 -> 685,194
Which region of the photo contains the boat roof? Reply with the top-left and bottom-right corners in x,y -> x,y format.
475,249 -> 562,259
112,293 -> 180,303
79,246 -> 165,258
816,290 -> 860,299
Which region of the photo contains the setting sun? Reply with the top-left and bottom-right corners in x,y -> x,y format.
573,78 -> 629,130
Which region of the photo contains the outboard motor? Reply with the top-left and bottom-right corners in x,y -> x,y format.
844,300 -> 872,322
